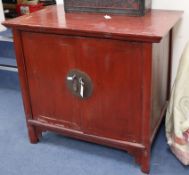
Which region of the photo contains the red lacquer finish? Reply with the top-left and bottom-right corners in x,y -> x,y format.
2,5 -> 183,174
3,5 -> 182,42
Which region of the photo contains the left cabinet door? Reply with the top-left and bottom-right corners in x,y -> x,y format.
21,32 -> 81,130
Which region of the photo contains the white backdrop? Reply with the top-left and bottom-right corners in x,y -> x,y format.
56,0 -> 63,5
0,0 -> 5,31
152,0 -> 189,86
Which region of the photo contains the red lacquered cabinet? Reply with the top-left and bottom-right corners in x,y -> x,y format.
2,5 -> 182,173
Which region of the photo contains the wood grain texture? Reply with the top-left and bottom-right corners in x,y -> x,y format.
12,29 -> 39,143
2,5 -> 183,42
2,6 -> 183,174
21,32 -> 143,142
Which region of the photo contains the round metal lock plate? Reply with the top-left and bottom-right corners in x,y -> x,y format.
66,69 -> 93,99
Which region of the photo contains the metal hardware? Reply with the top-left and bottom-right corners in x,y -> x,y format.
66,69 -> 93,99
67,74 -> 76,81
79,77 -> 84,98
73,77 -> 78,92
67,74 -> 78,92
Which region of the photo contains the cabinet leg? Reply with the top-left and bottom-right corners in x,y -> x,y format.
27,125 -> 39,144
140,149 -> 150,174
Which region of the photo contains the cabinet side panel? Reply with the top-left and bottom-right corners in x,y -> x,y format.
12,30 -> 39,143
151,34 -> 170,137
12,30 -> 33,120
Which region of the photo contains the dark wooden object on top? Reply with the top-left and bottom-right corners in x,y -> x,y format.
2,0 -> 22,10
64,0 -> 151,16
2,5 -> 182,173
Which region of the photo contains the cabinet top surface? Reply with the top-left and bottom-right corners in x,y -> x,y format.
3,5 -> 183,42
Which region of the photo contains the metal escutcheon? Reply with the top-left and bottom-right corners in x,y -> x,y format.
66,69 -> 93,99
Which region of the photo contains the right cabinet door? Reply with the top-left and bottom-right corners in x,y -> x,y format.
77,37 -> 144,143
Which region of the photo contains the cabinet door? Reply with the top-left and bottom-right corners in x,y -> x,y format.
75,37 -> 144,142
22,32 -> 82,130
22,32 -> 143,142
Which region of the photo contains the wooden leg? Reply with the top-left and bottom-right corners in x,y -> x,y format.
27,125 -> 39,144
140,149 -> 150,174
134,148 -> 150,174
